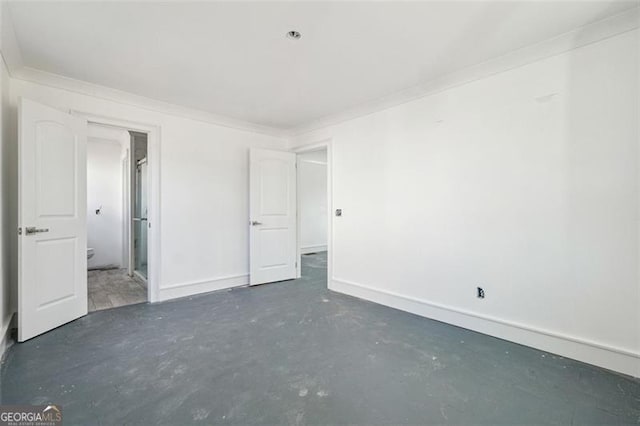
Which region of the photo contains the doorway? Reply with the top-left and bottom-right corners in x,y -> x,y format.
296,147 -> 329,285
86,124 -> 148,311
18,99 -> 160,341
248,144 -> 331,287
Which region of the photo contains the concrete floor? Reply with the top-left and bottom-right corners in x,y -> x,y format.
88,268 -> 147,312
2,252 -> 639,425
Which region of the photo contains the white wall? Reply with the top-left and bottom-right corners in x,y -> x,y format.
0,52 -> 10,353
0,1 -> 16,356
87,125 -> 129,269
291,30 -> 640,377
7,77 -> 287,302
299,150 -> 327,254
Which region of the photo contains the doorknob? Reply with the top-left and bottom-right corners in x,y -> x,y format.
25,226 -> 49,235
251,221 -> 263,226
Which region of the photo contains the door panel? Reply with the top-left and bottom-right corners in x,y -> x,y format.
259,228 -> 289,267
36,122 -> 76,216
19,98 -> 88,342
259,159 -> 290,215
249,149 -> 296,285
35,237 -> 77,307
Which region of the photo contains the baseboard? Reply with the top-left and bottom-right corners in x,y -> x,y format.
301,245 -> 327,255
0,313 -> 16,361
158,274 -> 249,301
330,278 -> 640,378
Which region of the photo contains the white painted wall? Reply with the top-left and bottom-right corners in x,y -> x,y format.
0,1 -> 16,356
291,30 -> 640,377
6,77 -> 287,303
0,40 -> 11,353
87,125 -> 129,269
298,150 -> 327,254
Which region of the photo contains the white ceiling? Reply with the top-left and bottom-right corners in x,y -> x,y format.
6,1 -> 638,130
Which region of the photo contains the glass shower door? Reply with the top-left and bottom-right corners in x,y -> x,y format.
133,159 -> 148,279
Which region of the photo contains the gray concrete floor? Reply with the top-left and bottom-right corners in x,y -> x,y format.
88,268 -> 147,312
2,251 -> 639,425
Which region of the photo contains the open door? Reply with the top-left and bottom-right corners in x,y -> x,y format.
249,148 -> 297,285
18,98 -> 88,341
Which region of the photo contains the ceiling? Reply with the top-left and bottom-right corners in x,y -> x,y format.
6,1 -> 638,131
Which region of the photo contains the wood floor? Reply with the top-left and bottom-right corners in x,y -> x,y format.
87,268 -> 147,312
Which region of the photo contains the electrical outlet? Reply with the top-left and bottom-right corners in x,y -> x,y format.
477,287 -> 485,299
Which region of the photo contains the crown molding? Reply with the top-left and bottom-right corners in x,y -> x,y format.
11,67 -> 289,138
2,1 -> 285,138
290,6 -> 640,137
3,4 -> 637,139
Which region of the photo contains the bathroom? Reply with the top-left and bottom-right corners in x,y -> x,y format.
86,124 -> 148,311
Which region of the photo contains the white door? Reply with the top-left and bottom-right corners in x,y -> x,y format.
249,148 -> 297,285
18,98 -> 88,341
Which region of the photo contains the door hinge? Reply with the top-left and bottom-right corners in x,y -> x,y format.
295,261 -> 298,268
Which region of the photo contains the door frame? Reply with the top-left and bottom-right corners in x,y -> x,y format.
293,139 -> 333,284
72,111 -> 161,303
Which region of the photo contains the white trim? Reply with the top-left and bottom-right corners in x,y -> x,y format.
158,274 -> 248,302
294,140 -> 333,281
330,278 -> 640,378
300,159 -> 327,166
72,111 -> 162,303
13,67 -> 287,138
291,7 -> 640,136
301,245 -> 327,255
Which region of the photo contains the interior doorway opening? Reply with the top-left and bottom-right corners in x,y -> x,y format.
86,124 -> 149,312
297,148 -> 328,285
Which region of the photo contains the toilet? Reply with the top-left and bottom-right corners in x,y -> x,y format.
87,248 -> 95,260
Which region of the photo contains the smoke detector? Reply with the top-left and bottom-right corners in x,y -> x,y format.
286,30 -> 302,40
